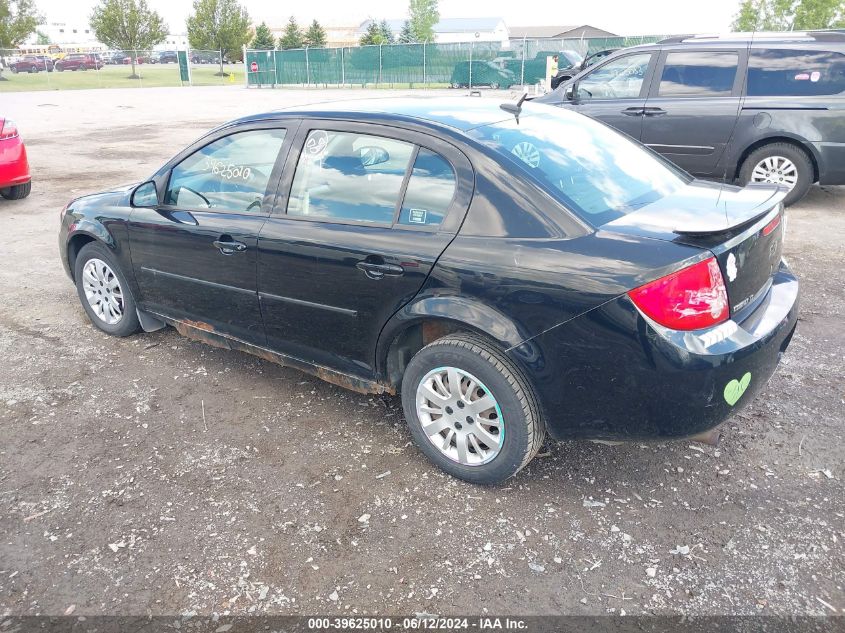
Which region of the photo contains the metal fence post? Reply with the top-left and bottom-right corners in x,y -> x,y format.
469,40 -> 473,91
520,35 -> 526,87
378,44 -> 383,86
243,45 -> 248,87
340,47 -> 345,87
305,47 -> 310,86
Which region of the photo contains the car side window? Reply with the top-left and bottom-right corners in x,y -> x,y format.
287,130 -> 414,224
165,129 -> 286,213
397,149 -> 457,228
577,53 -> 653,100
747,49 -> 845,97
658,51 -> 738,97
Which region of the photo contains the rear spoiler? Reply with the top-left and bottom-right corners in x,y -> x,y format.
673,184 -> 787,237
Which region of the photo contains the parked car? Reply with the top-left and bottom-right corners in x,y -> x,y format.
191,51 -> 221,64
54,53 -> 103,71
536,31 -> 845,205
506,50 -> 584,87
102,51 -> 127,65
0,118 -> 31,200
151,51 -> 178,64
122,54 -> 150,64
8,55 -> 53,73
58,98 -> 798,484
550,48 -> 618,89
450,60 -> 517,89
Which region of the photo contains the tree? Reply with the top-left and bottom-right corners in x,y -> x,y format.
90,0 -> 167,79
187,0 -> 251,76
251,21 -> 274,49
304,19 -> 326,48
35,29 -> 48,44
398,20 -> 414,43
408,0 -> 438,43
0,0 -> 43,49
278,16 -> 303,49
359,20 -> 390,45
732,0 -> 845,30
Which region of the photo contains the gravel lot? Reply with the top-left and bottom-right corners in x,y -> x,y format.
1,86 -> 843,618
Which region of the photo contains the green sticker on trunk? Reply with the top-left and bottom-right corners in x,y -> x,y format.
724,372 -> 751,406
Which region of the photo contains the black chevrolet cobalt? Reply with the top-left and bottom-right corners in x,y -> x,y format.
59,98 -> 798,484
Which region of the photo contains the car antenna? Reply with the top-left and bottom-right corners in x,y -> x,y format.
500,92 -> 528,121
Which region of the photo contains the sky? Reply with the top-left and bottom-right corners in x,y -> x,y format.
35,0 -> 741,36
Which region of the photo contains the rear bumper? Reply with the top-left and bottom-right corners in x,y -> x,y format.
0,140 -> 30,189
523,260 -> 799,441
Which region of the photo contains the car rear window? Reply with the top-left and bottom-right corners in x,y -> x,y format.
469,110 -> 690,226
658,51 -> 739,97
747,49 -> 845,96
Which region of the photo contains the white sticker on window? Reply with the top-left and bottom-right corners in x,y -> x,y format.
810,71 -> 821,82
408,208 -> 428,224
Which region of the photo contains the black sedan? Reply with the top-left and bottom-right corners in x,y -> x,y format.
58,98 -> 798,484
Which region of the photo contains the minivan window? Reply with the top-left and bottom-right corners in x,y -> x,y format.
747,49 -> 845,96
658,51 -> 738,97
397,149 -> 456,228
287,130 -> 414,224
469,112 -> 689,226
576,53 -> 653,100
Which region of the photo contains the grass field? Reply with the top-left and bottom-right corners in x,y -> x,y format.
0,63 -> 244,92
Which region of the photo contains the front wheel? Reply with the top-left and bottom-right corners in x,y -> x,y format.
74,242 -> 140,337
1,181 -> 31,200
401,333 -> 545,484
739,142 -> 813,206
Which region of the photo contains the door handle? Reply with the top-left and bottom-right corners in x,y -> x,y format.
622,107 -> 645,116
212,238 -> 247,255
356,261 -> 404,280
643,108 -> 667,116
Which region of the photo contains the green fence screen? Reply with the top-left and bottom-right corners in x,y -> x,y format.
245,36 -> 668,88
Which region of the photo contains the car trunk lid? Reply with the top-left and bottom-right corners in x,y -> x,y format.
604,180 -> 787,320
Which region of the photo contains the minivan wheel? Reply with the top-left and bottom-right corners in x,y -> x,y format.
401,333 -> 545,484
74,242 -> 140,337
740,142 -> 813,206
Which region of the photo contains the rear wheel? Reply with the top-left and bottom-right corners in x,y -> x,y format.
401,333 -> 545,484
28,66 -> 37,73
739,142 -> 813,206
10,66 -> 18,74
0,181 -> 31,200
74,242 -> 140,337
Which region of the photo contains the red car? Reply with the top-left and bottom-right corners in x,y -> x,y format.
0,118 -> 31,200
54,54 -> 103,71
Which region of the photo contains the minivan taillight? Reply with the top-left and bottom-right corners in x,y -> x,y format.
628,257 -> 729,331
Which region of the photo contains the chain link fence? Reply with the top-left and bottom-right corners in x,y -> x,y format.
245,35 -> 669,89
0,48 -> 243,92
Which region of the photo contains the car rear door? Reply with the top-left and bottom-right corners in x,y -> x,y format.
560,51 -> 658,141
127,122 -> 296,345
256,120 -> 473,378
640,48 -> 745,176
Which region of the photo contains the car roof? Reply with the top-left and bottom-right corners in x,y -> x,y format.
232,97 -> 528,133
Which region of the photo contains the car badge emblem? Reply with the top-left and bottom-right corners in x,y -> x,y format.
726,253 -> 738,282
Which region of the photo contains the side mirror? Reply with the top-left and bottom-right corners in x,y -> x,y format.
359,146 -> 390,167
131,181 -> 158,208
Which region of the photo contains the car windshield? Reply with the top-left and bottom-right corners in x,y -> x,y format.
468,108 -> 690,226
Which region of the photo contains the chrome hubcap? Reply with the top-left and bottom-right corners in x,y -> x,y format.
751,156 -> 798,190
82,258 -> 124,325
416,367 -> 503,466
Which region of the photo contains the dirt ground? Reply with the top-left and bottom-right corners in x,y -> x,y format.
0,86 -> 843,618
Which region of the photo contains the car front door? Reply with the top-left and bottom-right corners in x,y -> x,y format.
640,49 -> 745,176
256,121 -> 473,378
560,51 -> 658,141
128,123 -> 295,345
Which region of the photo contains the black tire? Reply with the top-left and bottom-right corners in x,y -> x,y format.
10,66 -> 18,74
29,66 -> 37,73
739,142 -> 813,207
0,181 -> 31,200
73,242 -> 141,337
56,65 -> 63,72
401,333 -> 545,484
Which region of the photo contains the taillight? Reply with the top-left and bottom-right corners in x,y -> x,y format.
628,257 -> 729,331
0,119 -> 19,140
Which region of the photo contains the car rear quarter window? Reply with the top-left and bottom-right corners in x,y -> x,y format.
165,129 -> 286,213
397,149 -> 456,228
747,49 -> 845,96
287,130 -> 414,224
658,51 -> 738,97
469,111 -> 689,226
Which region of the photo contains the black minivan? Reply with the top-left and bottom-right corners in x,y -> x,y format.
536,31 -> 845,205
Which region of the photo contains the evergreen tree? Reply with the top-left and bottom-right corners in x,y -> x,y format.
251,21 -> 275,49
359,21 -> 384,45
398,20 -> 414,44
278,15 -> 303,49
378,19 -> 394,44
304,19 -> 326,48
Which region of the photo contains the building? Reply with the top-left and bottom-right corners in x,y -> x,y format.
158,33 -> 190,51
23,21 -> 100,48
357,17 -> 510,46
508,25 -> 618,40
